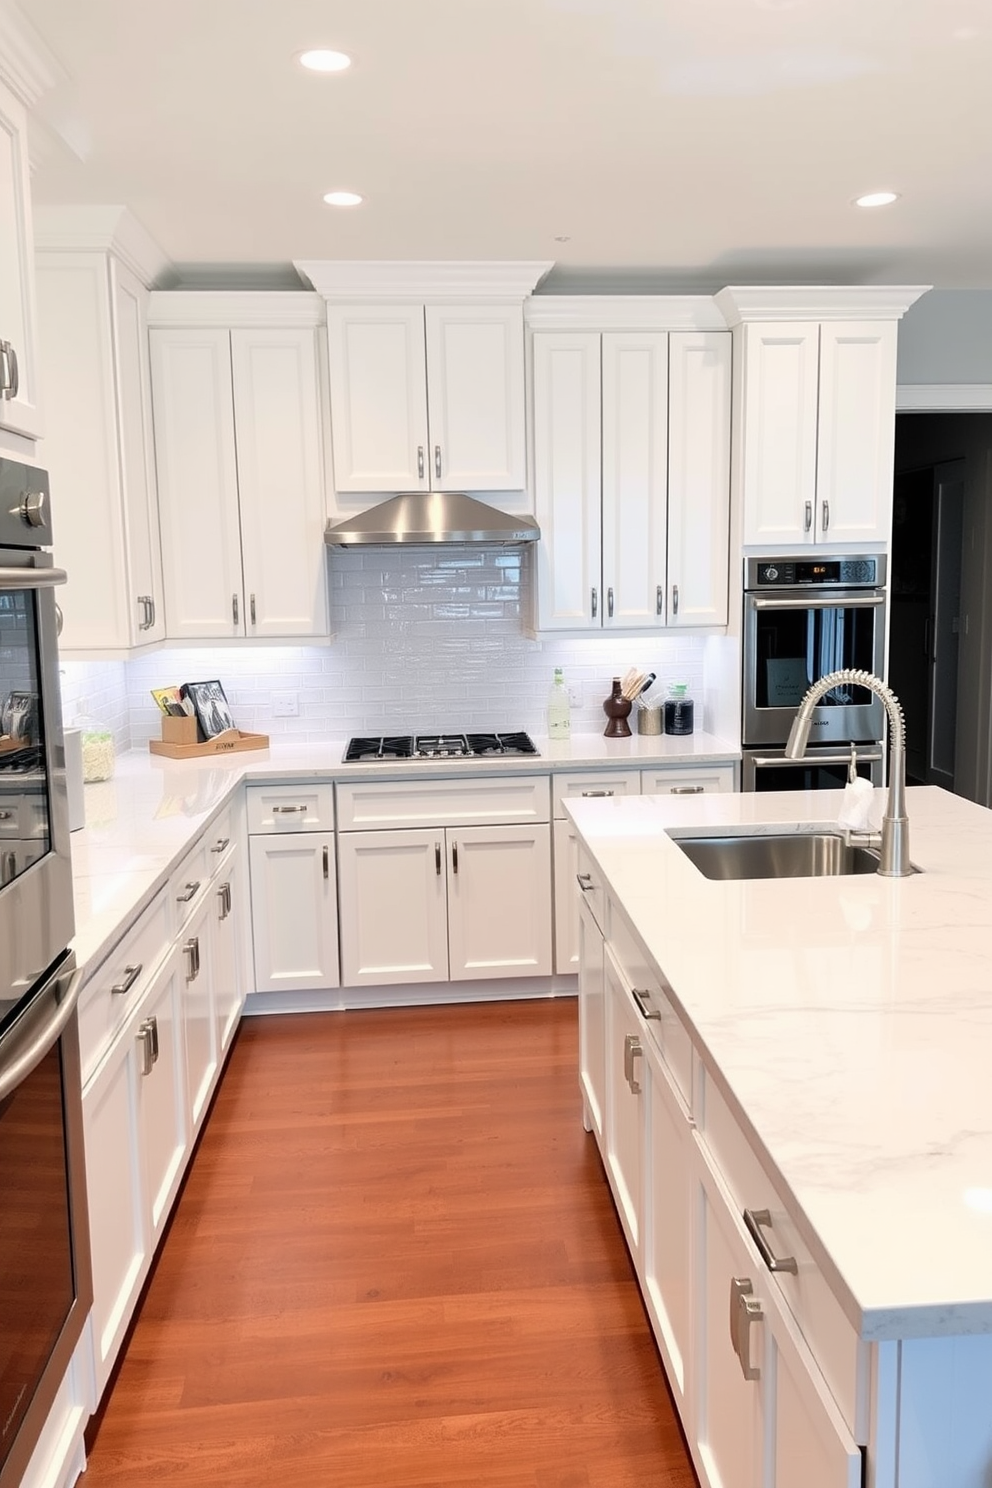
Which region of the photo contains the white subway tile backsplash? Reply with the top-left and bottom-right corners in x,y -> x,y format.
62,547 -> 733,748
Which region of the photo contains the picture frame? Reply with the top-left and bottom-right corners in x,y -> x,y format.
179,680 -> 237,740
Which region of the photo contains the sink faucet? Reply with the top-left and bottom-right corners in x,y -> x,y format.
784,668 -> 912,877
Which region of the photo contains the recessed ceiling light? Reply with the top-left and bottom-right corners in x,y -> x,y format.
323,190 -> 363,207
299,49 -> 352,73
855,191 -> 900,208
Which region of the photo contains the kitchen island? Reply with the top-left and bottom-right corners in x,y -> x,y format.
564,784 -> 992,1488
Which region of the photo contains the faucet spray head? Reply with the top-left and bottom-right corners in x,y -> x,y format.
784,710 -> 812,759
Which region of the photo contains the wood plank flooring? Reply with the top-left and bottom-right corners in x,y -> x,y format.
83,1000 -> 698,1487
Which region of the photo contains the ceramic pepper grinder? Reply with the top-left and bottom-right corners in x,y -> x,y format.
602,677 -> 632,738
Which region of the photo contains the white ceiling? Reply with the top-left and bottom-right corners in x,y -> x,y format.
17,0 -> 992,290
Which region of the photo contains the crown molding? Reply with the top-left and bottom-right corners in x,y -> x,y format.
896,383 -> 992,412
524,295 -> 726,331
715,284 -> 931,326
0,3 -> 63,106
295,260 -> 555,301
33,205 -> 173,288
146,290 -> 325,328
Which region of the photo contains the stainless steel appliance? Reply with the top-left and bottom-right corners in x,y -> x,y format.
741,744 -> 884,793
0,457 -> 90,1488
325,491 -> 540,548
344,731 -> 539,762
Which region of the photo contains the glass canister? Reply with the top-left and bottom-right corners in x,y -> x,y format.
77,713 -> 116,782
663,683 -> 694,737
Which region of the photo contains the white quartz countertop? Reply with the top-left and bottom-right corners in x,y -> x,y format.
563,786 -> 992,1342
69,731 -> 737,979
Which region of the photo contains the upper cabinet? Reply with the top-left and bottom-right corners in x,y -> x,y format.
530,306 -> 731,632
0,74 -> 41,444
326,302 -> 526,493
148,294 -> 329,641
297,260 -> 552,502
716,287 -> 929,550
35,211 -> 169,651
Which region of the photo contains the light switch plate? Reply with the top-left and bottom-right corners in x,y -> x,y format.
567,684 -> 583,707
272,692 -> 299,717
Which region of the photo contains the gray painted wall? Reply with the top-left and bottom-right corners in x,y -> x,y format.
898,291 -> 992,386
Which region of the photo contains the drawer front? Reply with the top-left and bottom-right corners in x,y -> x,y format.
640,763 -> 737,796
78,890 -> 171,1084
698,1067 -> 865,1438
247,783 -> 335,833
552,770 -> 642,818
336,775 -> 550,831
607,906 -> 693,1112
171,836 -> 210,929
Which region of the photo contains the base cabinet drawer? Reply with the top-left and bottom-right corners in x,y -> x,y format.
641,763 -> 736,796
552,769 -> 642,817
246,782 -> 335,833
336,774 -> 550,830
78,890 -> 171,1083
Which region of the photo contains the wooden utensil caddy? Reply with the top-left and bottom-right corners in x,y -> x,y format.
148,715 -> 269,759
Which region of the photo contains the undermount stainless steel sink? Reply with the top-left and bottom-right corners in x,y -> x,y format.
672,831 -> 881,881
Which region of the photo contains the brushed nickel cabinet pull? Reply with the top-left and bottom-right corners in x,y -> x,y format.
822,498 -> 830,532
631,987 -> 661,1021
435,841 -> 442,876
591,587 -> 598,619
322,845 -> 329,879
623,1033 -> 642,1094
656,584 -> 663,616
607,586 -> 614,619
417,445 -> 425,479
250,593 -> 257,625
670,785 -> 704,795
434,444 -> 442,480
211,837 -> 230,853
804,500 -> 813,534
111,963 -> 143,996
451,840 -> 459,874
743,1207 -> 798,1274
176,880 -> 201,903
730,1277 -> 762,1381
581,789 -> 614,798
232,592 -> 240,625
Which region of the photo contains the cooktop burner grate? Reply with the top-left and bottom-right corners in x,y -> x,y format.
343,731 -> 539,762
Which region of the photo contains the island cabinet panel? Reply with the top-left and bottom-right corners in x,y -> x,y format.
894,1335 -> 992,1488
692,1137 -> 862,1488
137,952 -> 187,1244
180,891 -> 218,1133
603,948 -> 645,1264
577,893 -> 606,1142
641,1034 -> 692,1420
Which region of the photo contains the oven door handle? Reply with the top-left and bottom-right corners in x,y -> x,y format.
749,595 -> 884,611
0,961 -> 83,1102
0,566 -> 69,590
751,750 -> 883,768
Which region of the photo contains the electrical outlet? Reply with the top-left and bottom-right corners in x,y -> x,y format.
272,692 -> 299,718
567,683 -> 583,707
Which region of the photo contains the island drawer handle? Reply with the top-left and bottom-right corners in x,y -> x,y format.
211,837 -> 230,853
743,1207 -> 798,1274
730,1277 -> 762,1381
111,963 -> 143,997
176,881 -> 201,903
631,987 -> 662,1021
576,872 -> 595,891
623,1034 -> 642,1094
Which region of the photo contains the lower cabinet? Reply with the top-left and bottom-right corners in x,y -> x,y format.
603,947 -> 644,1263
577,893 -> 606,1142
82,944 -> 186,1397
248,831 -> 340,993
213,848 -> 244,1054
641,1034 -> 693,1419
180,892 -> 218,1131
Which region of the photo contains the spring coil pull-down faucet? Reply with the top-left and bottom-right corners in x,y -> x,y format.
784,668 -> 913,877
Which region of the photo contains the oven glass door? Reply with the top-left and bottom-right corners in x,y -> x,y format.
744,590 -> 885,746
0,581 -> 51,901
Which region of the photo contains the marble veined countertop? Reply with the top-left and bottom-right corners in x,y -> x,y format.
69,731 -> 738,979
564,785 -> 992,1342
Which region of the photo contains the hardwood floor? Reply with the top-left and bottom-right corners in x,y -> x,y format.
84,1000 -> 698,1487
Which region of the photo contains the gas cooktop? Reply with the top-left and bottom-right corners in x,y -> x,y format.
344,731 -> 539,762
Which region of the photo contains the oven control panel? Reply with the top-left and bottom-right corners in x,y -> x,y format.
749,555 -> 882,588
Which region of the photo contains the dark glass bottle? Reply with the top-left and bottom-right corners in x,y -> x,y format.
664,683 -> 694,736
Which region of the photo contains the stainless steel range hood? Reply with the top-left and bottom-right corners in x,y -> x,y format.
324,492 -> 540,548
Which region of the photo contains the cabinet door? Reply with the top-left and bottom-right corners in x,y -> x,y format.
447,823 -> 552,980
249,831 -> 340,993
424,303 -> 526,490
740,323 -> 820,548
180,895 -> 218,1131
111,259 -> 165,642
553,816 -> 580,974
601,332 -> 668,630
533,332 -> 602,630
667,331 -> 732,627
82,1027 -> 147,1396
150,328 -> 245,638
0,78 -> 41,440
603,950 -> 643,1263
641,1038 -> 692,1419
692,1138 -> 861,1488
137,950 -> 187,1245
338,828 -> 448,986
212,848 -> 244,1056
815,321 -> 897,544
577,893 -> 606,1142
326,303 -> 428,492
231,327 -> 328,637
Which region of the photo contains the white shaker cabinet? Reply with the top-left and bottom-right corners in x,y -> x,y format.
149,318 -> 328,639
533,329 -> 731,631
446,822 -> 552,980
246,782 -> 340,995
35,248 -> 165,650
212,845 -> 244,1056
603,948 -> 645,1265
0,76 -> 41,443
337,828 -> 450,986
577,890 -> 606,1144
326,301 -> 526,494
179,891 -> 218,1133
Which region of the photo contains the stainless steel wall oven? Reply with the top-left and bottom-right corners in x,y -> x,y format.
742,554 -> 888,792
0,457 -> 90,1488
